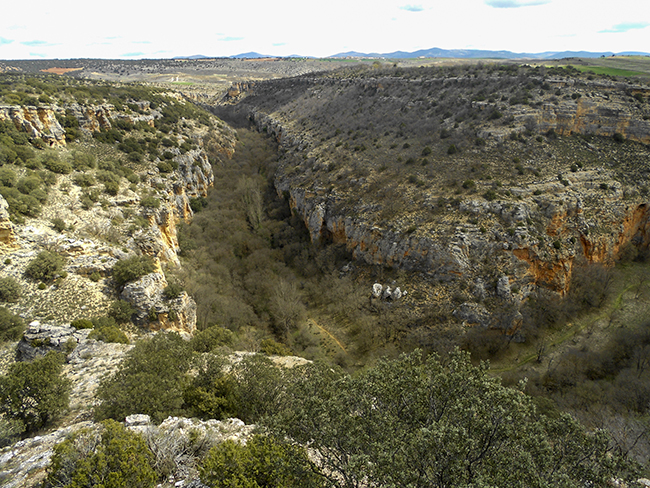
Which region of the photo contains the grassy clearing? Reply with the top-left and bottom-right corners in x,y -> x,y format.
574,65 -> 648,77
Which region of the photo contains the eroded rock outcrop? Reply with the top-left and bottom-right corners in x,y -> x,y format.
0,105 -> 66,147
0,194 -> 16,248
16,322 -> 91,361
120,272 -> 196,334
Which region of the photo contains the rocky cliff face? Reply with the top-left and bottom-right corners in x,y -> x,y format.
0,194 -> 16,248
480,82 -> 650,144
0,105 -> 66,147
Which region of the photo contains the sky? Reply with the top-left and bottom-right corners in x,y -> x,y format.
1,0 -> 649,59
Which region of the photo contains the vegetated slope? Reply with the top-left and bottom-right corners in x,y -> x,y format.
214,63 -> 650,336
0,73 -> 236,331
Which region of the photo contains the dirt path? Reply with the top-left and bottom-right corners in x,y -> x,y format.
308,319 -> 347,353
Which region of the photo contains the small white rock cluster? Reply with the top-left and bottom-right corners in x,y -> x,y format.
372,283 -> 407,301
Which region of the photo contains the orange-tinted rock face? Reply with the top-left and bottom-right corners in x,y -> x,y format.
579,203 -> 650,263
512,247 -> 574,293
0,105 -> 66,147
537,96 -> 650,144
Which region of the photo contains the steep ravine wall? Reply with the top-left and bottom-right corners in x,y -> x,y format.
251,110 -> 650,299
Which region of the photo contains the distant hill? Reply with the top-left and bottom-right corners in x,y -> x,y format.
173,54 -> 212,60
328,47 -> 650,59
229,52 -> 276,59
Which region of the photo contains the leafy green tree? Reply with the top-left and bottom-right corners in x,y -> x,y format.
266,350 -> 635,488
24,250 -> 66,282
190,326 -> 234,353
230,354 -> 288,424
95,332 -> 193,423
0,351 -> 71,433
47,419 -> 157,488
199,435 -> 321,488
112,255 -> 156,287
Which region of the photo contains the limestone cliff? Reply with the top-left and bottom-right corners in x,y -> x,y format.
0,194 -> 16,248
230,73 -> 650,323
0,105 -> 66,147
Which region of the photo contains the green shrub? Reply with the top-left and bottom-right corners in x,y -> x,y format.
190,326 -> 234,353
157,161 -> 174,173
47,419 -> 156,488
140,195 -> 160,208
0,168 -> 16,187
88,325 -> 129,344
42,154 -> 72,174
112,255 -> 156,287
17,174 -> 42,194
189,196 -> 208,213
107,299 -> 136,324
462,179 -> 476,190
447,144 -> 458,155
0,306 -> 25,341
0,351 -> 71,433
0,416 -> 25,448
25,250 -> 66,282
95,332 -> 193,422
199,435 -> 320,488
484,189 -> 498,201
103,180 -> 120,196
71,152 -> 96,170
51,217 -> 66,233
0,276 -> 21,303
72,173 -> 96,188
162,279 -> 183,300
260,338 -> 292,356
183,354 -> 238,420
70,318 -> 94,329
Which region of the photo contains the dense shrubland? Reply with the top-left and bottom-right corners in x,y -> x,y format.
63,336 -> 636,486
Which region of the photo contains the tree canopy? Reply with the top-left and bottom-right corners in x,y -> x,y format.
265,350 -> 634,488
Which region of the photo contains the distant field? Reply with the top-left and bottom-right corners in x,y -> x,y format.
546,55 -> 650,79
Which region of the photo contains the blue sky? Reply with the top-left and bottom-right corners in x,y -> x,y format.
1,0 -> 648,59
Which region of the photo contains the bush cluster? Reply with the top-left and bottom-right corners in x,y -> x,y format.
112,255 -> 156,287
0,306 -> 25,341
0,276 -> 21,303
24,250 -> 66,282
0,351 -> 70,437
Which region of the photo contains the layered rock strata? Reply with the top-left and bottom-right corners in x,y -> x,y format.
0,105 -> 66,147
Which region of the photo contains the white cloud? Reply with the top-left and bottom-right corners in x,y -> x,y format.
599,22 -> 650,34
485,0 -> 549,7
400,4 -> 424,11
